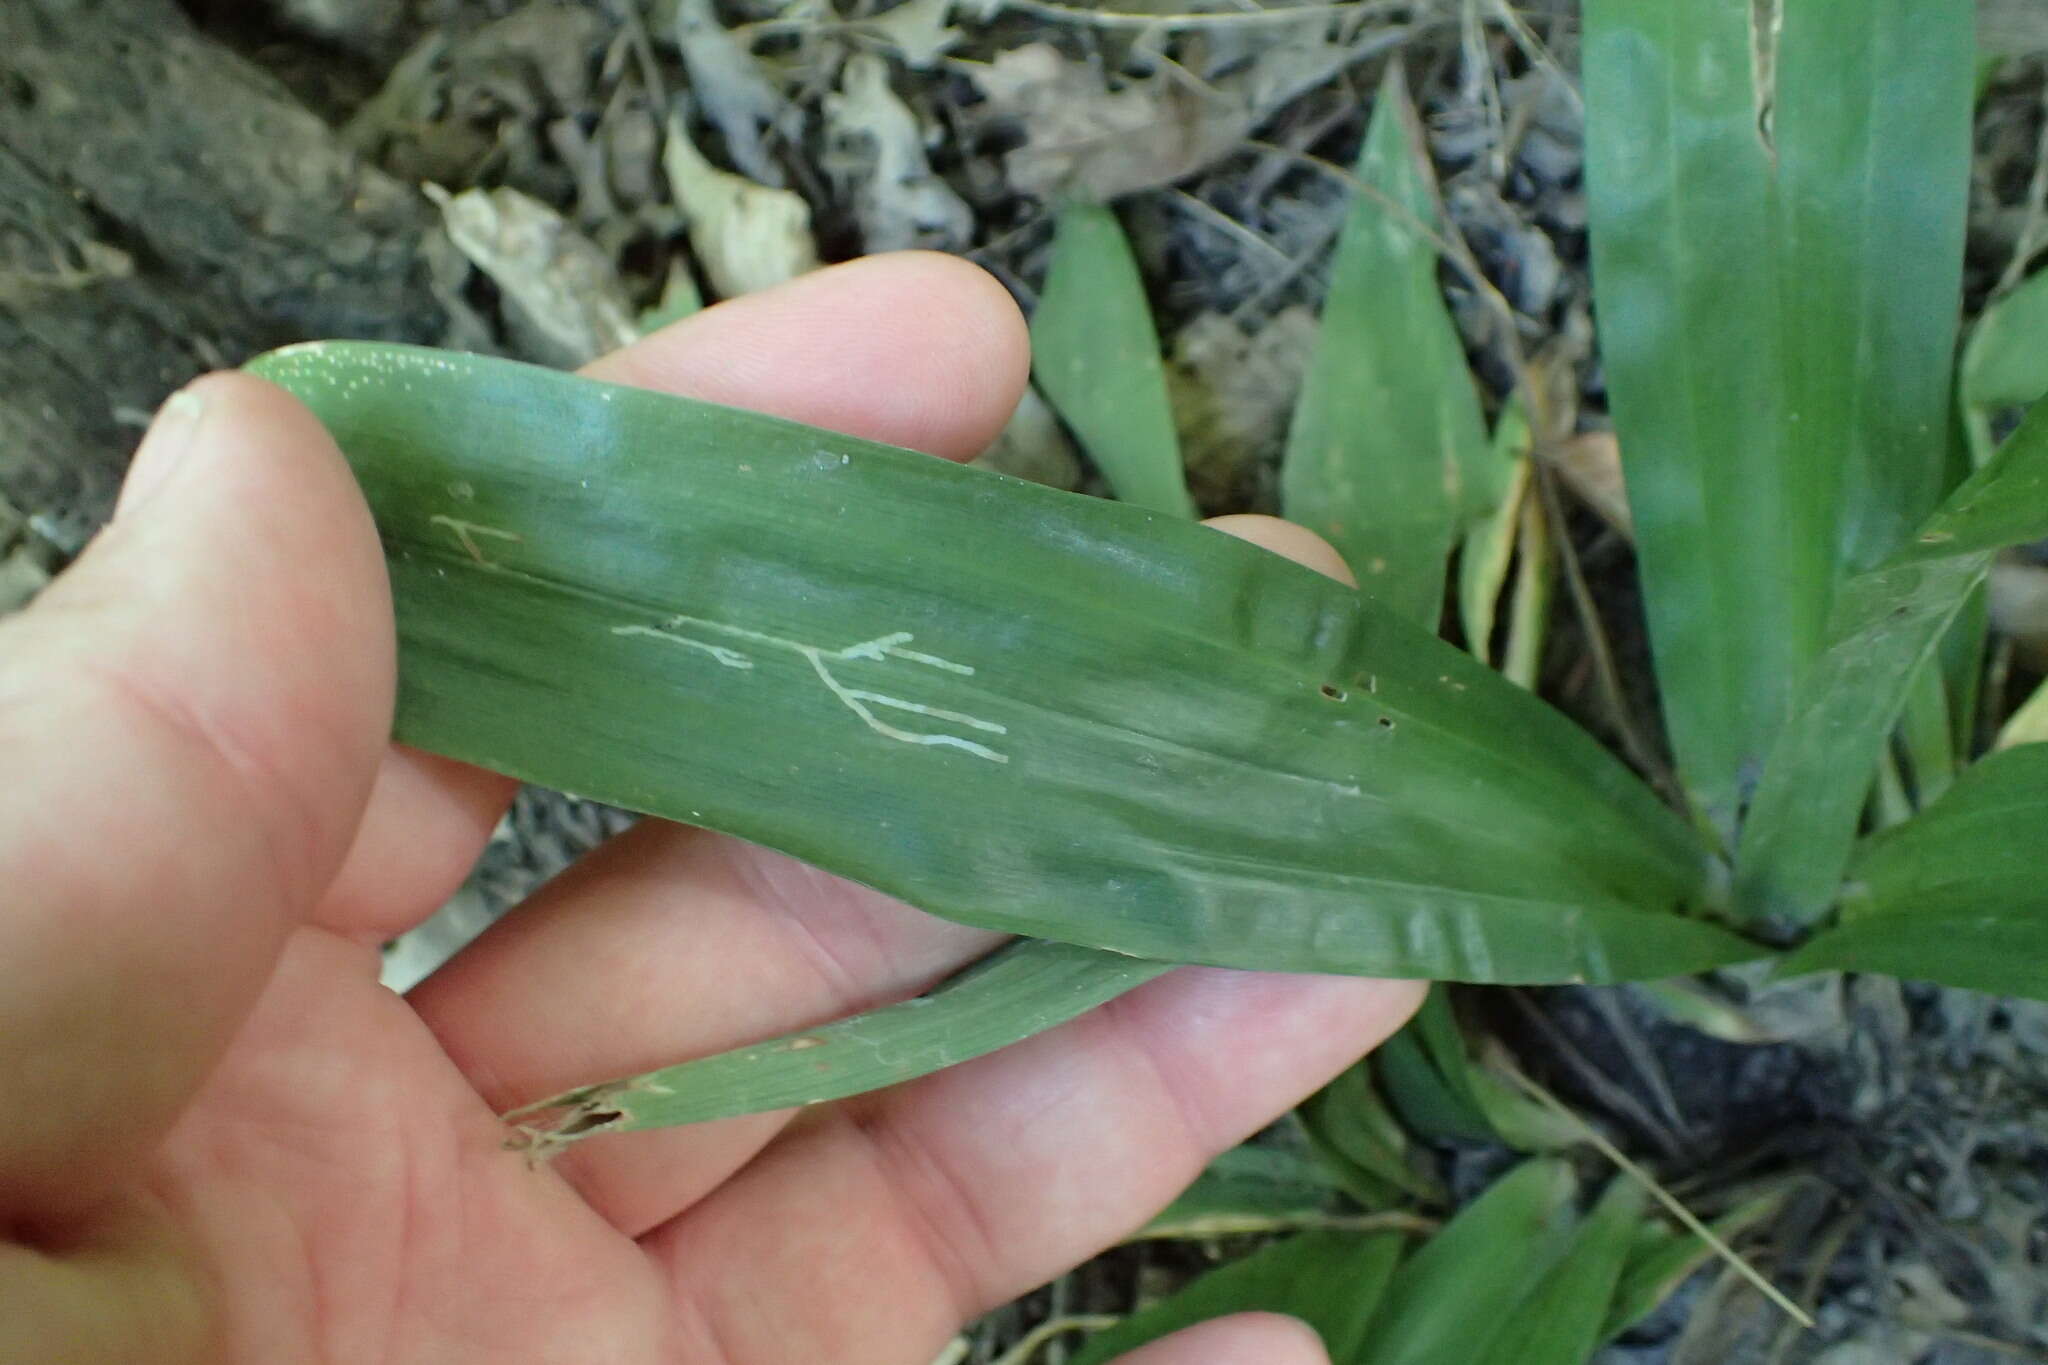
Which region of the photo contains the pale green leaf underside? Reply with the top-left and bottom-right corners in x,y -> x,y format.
251,341 -> 1754,985
507,939 -> 1171,1145
1031,201 -> 1195,517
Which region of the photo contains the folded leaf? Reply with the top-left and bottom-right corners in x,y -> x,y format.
1031,200 -> 1195,517
251,342 -> 1755,984
1282,63 -> 1489,622
1297,1062 -> 1440,1207
1781,744 -> 2048,998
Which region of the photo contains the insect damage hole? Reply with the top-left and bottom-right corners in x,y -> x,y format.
1376,716 -> 1396,730
1319,683 -> 1347,702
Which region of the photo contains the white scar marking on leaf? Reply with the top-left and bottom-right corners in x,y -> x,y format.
430,515 -> 524,566
611,615 -> 1008,763
612,625 -> 754,670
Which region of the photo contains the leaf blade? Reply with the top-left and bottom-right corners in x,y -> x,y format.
1031,200 -> 1195,517
1781,744 -> 2048,998
1281,63 -> 1489,623
252,342 -> 1756,984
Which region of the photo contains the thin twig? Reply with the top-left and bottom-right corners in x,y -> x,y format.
980,0 -> 1408,31
1505,988 -> 1688,1160
1992,80 -> 2048,299
989,1315 -> 1120,1365
1169,189 -> 1299,274
1534,465 -> 1681,804
1501,1065 -> 1816,1331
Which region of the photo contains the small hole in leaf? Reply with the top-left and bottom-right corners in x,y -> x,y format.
1376,716 -> 1395,730
1320,684 -> 1346,701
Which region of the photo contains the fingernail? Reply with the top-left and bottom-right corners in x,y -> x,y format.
117,388 -> 208,520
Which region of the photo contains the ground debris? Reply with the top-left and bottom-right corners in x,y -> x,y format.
663,113 -> 821,297
824,53 -> 975,252
425,184 -> 639,368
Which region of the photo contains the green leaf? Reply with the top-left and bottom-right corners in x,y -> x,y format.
1734,552 -> 1989,924
1781,744 -> 2048,999
1600,1190 -> 1785,1342
1775,0 -> 1973,571
1582,0 -> 1795,828
1282,63 -> 1490,623
250,342 -> 1758,985
1459,401 -> 1532,664
1068,1229 -> 1407,1365
1961,267 -> 2048,461
1141,1141 -> 1353,1241
1905,398 -> 2048,558
1031,201 -> 1195,517
1360,1157 -> 1578,1365
1376,1024 -> 1493,1145
1583,0 -> 1972,828
1298,1063 -> 1441,1207
508,939 -> 1172,1144
1738,396 -> 2048,924
1476,1177 -> 1644,1365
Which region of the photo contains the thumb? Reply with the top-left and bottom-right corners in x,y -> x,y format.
1109,1313 -> 1332,1365
0,372 -> 393,1219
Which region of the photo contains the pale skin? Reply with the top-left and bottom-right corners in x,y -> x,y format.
0,253 -> 1424,1364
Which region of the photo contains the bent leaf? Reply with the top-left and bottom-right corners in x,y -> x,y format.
1282,63 -> 1489,623
508,939 -> 1171,1146
251,342 -> 1756,984
1738,395 -> 2048,924
1781,744 -> 2048,999
1031,200 -> 1195,517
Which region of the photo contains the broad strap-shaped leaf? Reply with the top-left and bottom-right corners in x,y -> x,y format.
1476,1177 -> 1644,1365
505,940 -> 1171,1147
1582,0 -> 1794,828
1780,744 -> 2048,999
1069,1229 -> 1406,1365
1775,0 -> 1973,571
1738,396 -> 2048,923
1584,0 -> 1972,830
1030,200 -> 1195,517
1359,1157 -> 1578,1365
252,342 -> 1757,984
1282,63 -> 1489,623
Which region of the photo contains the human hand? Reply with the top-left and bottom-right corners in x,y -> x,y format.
0,253 -> 1423,1364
